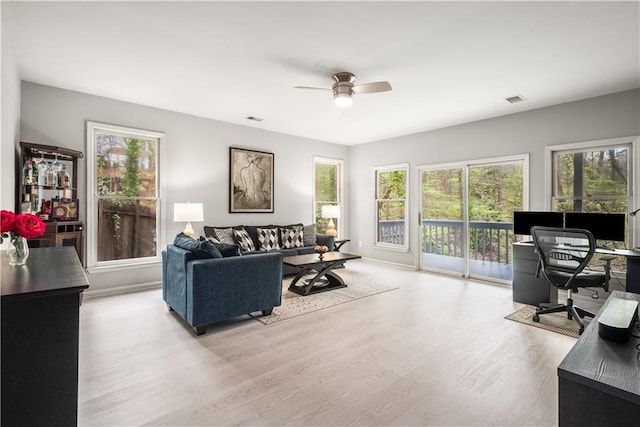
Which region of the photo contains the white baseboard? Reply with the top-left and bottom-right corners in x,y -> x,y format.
84,281 -> 161,299
359,256 -> 415,270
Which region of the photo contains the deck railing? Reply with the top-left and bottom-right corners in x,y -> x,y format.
378,219 -> 515,264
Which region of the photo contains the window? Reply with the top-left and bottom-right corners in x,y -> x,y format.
313,157 -> 343,235
375,163 -> 408,249
86,122 -> 165,270
552,145 -> 631,214
549,136 -> 636,251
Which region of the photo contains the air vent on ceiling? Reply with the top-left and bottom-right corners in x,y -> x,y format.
246,116 -> 263,122
505,95 -> 527,104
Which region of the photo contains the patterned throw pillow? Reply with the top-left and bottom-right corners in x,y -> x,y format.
213,227 -> 236,245
303,224 -> 317,246
233,228 -> 256,252
280,227 -> 304,249
257,227 -> 280,251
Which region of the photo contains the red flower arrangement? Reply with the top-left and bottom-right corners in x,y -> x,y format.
1,210 -> 46,240
1,211 -> 46,264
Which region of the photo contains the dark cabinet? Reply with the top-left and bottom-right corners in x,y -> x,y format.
1,247 -> 89,426
512,242 -> 558,305
17,142 -> 84,265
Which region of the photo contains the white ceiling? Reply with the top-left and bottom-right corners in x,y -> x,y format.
3,1 -> 639,145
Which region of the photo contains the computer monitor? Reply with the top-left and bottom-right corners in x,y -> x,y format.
564,212 -> 627,242
513,211 -> 564,235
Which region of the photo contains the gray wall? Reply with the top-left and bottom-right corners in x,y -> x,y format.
349,89 -> 640,267
1,25 -> 21,250
20,82 -> 348,292
13,82 -> 640,288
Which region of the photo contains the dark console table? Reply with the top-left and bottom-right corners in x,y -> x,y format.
558,290 -> 640,426
1,246 -> 89,427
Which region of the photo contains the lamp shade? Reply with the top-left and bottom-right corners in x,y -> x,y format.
173,203 -> 204,222
321,205 -> 341,219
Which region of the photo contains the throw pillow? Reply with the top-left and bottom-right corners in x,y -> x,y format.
280,227 -> 304,249
212,227 -> 236,245
233,228 -> 256,252
257,227 -> 280,251
174,233 -> 222,258
303,224 -> 317,246
203,236 -> 239,257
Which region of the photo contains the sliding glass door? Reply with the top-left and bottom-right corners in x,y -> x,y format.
419,157 -> 526,283
420,167 -> 465,275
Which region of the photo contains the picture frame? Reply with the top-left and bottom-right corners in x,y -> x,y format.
229,147 -> 274,213
51,198 -> 79,221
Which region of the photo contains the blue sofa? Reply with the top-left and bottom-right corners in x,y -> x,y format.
162,244 -> 283,335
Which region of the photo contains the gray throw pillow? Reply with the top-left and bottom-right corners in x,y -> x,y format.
213,227 -> 236,245
303,224 -> 317,246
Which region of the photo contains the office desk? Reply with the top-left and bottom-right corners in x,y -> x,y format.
513,242 -> 640,305
558,290 -> 640,426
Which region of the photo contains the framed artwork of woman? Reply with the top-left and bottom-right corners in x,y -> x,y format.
229,147 -> 274,213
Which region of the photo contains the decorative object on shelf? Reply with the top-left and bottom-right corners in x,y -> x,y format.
51,198 -> 79,221
173,202 -> 204,238
229,147 -> 274,213
1,210 -> 46,266
314,245 -> 329,260
321,205 -> 340,237
58,164 -> 71,188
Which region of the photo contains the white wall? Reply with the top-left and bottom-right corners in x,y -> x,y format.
1,24 -> 21,250
349,89 -> 640,267
20,82 -> 348,292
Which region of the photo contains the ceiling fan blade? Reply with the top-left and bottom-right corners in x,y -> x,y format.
352,81 -> 392,94
294,86 -> 331,91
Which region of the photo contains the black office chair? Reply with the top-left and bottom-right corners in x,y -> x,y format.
530,226 -> 612,335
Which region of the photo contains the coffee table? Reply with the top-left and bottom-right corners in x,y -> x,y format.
283,252 -> 361,296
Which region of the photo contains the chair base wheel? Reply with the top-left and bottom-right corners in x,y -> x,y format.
532,314 -> 540,322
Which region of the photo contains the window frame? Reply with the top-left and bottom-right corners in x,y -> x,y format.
374,163 -> 409,251
312,156 -> 344,235
86,121 -> 166,272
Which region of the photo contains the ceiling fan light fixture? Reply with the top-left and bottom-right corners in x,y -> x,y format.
334,92 -> 352,108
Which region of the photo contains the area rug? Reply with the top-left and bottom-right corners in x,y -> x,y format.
505,305 -> 591,338
250,271 -> 398,325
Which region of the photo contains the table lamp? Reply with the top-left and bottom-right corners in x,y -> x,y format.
321,205 -> 340,237
173,202 -> 204,238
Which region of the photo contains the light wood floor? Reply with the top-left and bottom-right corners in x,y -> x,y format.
78,260 -> 580,426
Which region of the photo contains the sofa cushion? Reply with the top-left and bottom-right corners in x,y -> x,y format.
257,227 -> 280,251
297,246 -> 316,255
303,224 -> 317,246
234,228 -> 256,252
279,248 -> 300,257
280,227 -> 304,248
202,236 -> 240,257
174,233 -> 222,258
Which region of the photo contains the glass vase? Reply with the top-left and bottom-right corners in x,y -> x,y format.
8,236 -> 30,266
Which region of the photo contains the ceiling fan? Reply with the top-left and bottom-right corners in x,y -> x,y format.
295,72 -> 392,108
